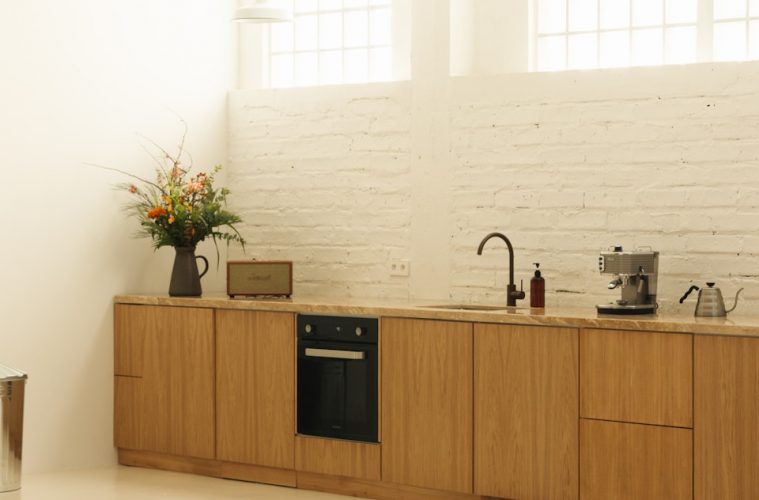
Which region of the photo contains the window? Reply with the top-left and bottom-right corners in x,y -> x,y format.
265,0 -> 393,88
534,0 -> 759,71
713,0 -> 759,60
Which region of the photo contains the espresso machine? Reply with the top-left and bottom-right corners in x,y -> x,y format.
597,246 -> 659,315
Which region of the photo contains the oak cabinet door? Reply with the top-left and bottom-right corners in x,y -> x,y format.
216,309 -> 295,469
475,323 -> 579,500
695,335 -> 759,500
381,318 -> 473,493
114,304 -> 215,459
581,329 -> 692,427
580,419 -> 692,500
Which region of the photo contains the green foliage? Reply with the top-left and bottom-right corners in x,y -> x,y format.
110,134 -> 245,257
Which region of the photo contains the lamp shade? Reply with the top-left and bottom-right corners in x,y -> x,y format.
233,3 -> 292,23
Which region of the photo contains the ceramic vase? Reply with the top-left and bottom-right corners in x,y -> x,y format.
169,246 -> 209,297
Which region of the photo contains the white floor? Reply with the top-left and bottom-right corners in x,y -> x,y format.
2,466 -> 357,500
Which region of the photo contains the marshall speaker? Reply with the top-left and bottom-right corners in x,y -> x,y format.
227,260 -> 293,298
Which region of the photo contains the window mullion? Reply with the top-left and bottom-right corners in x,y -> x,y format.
596,0 -> 601,67
566,0 -> 570,69
341,8 -> 346,83
662,0 -> 667,63
698,0 -> 713,61
746,0 -> 751,56
268,26 -> 273,88
530,0 -> 536,71
628,0 -> 633,65
367,3 -> 371,81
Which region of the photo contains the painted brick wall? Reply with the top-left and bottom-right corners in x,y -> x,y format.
228,83 -> 414,299
229,62 -> 759,313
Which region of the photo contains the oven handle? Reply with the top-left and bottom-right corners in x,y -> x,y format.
304,347 -> 366,360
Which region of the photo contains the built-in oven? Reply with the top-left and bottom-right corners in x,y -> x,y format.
297,314 -> 378,443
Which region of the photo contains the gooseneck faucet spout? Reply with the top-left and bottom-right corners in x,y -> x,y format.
477,232 -> 526,307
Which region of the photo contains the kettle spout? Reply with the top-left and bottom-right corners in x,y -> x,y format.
726,288 -> 744,314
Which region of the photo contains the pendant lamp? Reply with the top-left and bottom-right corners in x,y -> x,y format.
233,0 -> 293,23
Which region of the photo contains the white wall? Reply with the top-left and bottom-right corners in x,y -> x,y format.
229,0 -> 759,314
0,0 -> 233,473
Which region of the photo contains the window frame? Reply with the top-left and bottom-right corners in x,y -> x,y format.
263,0 -> 396,89
531,0 -> 759,71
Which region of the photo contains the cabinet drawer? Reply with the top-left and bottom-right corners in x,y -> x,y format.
580,329 -> 692,427
295,436 -> 380,480
580,419 -> 692,500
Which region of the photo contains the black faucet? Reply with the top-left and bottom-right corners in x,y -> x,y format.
477,232 -> 526,307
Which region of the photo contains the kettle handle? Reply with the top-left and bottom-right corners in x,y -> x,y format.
725,288 -> 744,314
679,285 -> 700,303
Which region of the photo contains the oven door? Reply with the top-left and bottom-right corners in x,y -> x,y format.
297,339 -> 378,443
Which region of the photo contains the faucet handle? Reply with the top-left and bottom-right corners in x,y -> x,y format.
511,280 -> 526,301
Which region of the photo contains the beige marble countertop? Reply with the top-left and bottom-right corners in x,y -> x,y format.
114,293 -> 759,338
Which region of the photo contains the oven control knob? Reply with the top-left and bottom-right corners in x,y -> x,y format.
355,327 -> 365,337
304,324 -> 315,335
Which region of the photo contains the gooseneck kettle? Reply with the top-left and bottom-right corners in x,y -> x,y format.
679,282 -> 744,317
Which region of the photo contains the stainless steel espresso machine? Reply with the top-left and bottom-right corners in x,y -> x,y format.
597,246 -> 659,315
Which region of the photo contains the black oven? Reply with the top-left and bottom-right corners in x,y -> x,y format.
297,314 -> 378,443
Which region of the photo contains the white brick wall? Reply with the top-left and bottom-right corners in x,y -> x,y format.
228,84 -> 414,299
229,61 -> 759,313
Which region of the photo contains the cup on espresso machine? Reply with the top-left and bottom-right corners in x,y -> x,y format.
596,246 -> 659,315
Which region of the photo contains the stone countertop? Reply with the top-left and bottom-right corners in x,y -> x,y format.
114,293 -> 759,338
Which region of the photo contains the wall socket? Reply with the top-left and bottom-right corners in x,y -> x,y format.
389,259 -> 410,277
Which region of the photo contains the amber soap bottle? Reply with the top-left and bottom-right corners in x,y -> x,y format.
530,263 -> 545,308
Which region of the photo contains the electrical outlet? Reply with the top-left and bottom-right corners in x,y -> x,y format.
389,259 -> 410,277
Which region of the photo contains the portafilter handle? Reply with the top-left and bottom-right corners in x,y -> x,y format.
679,285 -> 700,303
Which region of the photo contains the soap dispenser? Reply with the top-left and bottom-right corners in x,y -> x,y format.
530,263 -> 545,308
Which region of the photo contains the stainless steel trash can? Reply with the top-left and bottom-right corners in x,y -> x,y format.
0,364 -> 27,492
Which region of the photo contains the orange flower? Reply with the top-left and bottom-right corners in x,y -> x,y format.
168,215 -> 175,224
147,207 -> 167,219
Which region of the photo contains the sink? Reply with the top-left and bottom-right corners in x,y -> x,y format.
417,304 -> 511,311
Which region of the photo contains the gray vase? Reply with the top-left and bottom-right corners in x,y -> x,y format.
169,246 -> 209,297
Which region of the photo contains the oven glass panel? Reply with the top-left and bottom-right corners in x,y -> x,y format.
297,341 -> 378,443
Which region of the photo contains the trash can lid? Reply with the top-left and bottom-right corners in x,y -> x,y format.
0,364 -> 27,381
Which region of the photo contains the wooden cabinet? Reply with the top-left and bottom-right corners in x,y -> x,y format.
580,328 -> 693,500
695,335 -> 759,500
381,318 -> 473,493
580,419 -> 692,500
112,299 -> 759,500
216,310 -> 295,470
114,304 -> 215,459
580,328 -> 692,427
474,323 -> 579,500
295,436 -> 380,480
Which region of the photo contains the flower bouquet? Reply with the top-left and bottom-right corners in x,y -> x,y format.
103,132 -> 245,296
